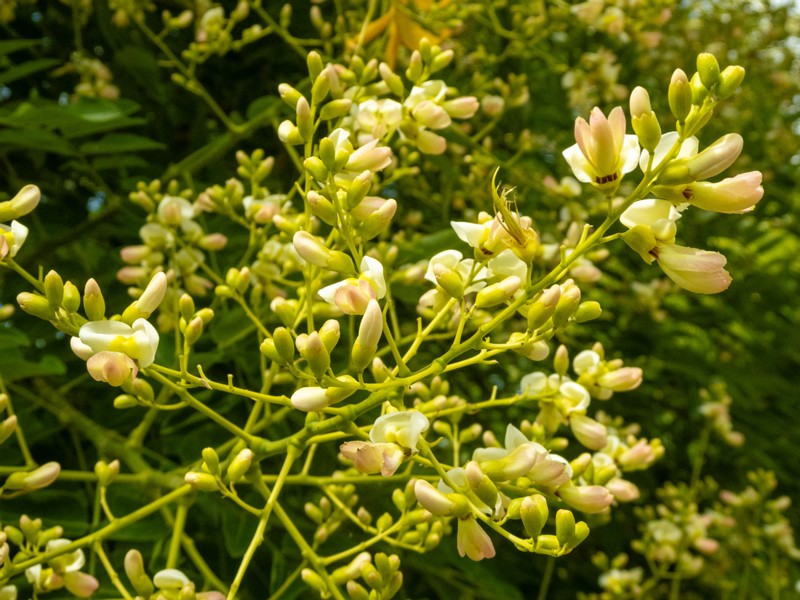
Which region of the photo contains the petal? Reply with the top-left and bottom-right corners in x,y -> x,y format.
457,518 -> 496,561
619,135 -> 641,174
562,144 -> 595,183
656,244 -> 731,294
620,199 -> 680,229
79,320 -> 134,353
451,220 -> 487,248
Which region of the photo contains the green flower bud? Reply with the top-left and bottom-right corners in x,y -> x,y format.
17,292 -> 56,320
0,184 -> 40,221
114,394 -> 139,409
555,509 -> 576,546
44,270 -> 64,309
379,62 -> 404,96
311,72 -> 331,105
306,191 -> 337,226
697,53 -> 720,89
83,278 -> 105,321
319,98 -> 352,121
62,281 -> 81,313
690,72 -> 708,105
4,461 -> 60,492
179,294 -> 195,321
552,285 -> 581,327
124,550 -> 154,599
527,285 -> 561,331
554,344 -> 569,377
184,316 -> 204,345
307,51 -> 324,80
520,494 -> 549,539
185,471 -> 219,492
430,49 -> 454,73
573,300 -> 602,323
668,69 -> 692,122
406,50 -> 423,83
475,276 -> 521,308
717,65 -> 745,99
226,448 -> 254,483
278,84 -> 303,109
94,459 -> 120,486
0,415 -> 18,445
202,447 -> 220,474
347,171 -> 372,209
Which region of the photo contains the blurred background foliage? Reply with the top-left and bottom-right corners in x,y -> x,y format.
1,0 -> 799,597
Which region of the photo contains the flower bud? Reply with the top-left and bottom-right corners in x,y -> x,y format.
87,351 -> 138,386
4,461 -> 60,492
202,447 -> 220,474
412,100 -> 452,129
226,448 -> 254,482
557,484 -> 613,514
17,292 -> 56,320
526,285 -> 561,331
311,72 -> 330,105
685,133 -> 743,180
153,569 -> 190,590
94,459 -> 120,486
465,461 -> 498,509
630,87 -> 661,152
319,98 -> 352,121
306,191 -> 337,225
185,471 -> 219,492
307,50 -> 324,80
114,394 -> 139,409
668,69 -> 692,122
379,62 -> 404,96
406,50 -> 423,83
597,367 -> 643,391
573,300 -> 602,323
346,171 -> 373,209
570,414 -> 608,450
278,84 -> 303,109
479,442 -> 538,481
184,316 -> 204,345
520,494 -> 549,539
301,569 -> 327,594
697,53 -> 720,89
84,278 -> 105,321
125,550 -> 154,598
303,157 -> 328,181
0,415 -> 18,445
554,344 -> 569,377
62,281 -> 81,313
293,231 -> 356,274
414,479 -> 455,515
296,97 -> 314,142
443,97 -> 479,120
44,270 -> 64,309
299,331 -> 330,378
416,130 -> 447,155
277,120 -> 304,144
716,65 -> 745,99
319,319 -> 340,352
552,284 -> 581,327
555,509 -> 576,546
475,276 -> 521,308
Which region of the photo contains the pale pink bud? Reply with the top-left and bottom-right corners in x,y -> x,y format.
5,461 -> 60,491
292,231 -> 331,268
198,233 -> 228,250
686,133 -> 744,180
618,440 -> 657,470
597,367 -> 643,391
117,266 -> 148,285
529,454 -> 571,488
686,171 -> 763,214
157,196 -> 193,226
457,518 -> 496,561
0,184 -> 40,221
655,244 -> 731,294
356,299 -> 383,350
694,537 -> 720,555
570,414 -> 608,450
557,484 -> 614,513
86,351 -> 138,386
605,478 -> 640,502
120,245 -> 151,264
414,479 -> 455,515
345,140 -> 392,172
135,272 -> 167,316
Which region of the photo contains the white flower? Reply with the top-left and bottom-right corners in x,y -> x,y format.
318,256 -> 386,315
73,318 -> 159,367
562,107 -> 640,189
370,410 -> 429,451
424,250 -> 488,294
0,220 -> 28,257
620,199 -> 682,243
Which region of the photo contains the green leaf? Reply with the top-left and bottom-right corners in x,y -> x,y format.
246,95 -> 281,121
0,58 -> 61,86
0,327 -> 31,351
79,133 -> 165,154
0,126 -> 77,156
92,154 -> 151,171
222,506 -> 259,557
63,97 -> 141,122
0,354 -> 66,381
0,39 -> 42,57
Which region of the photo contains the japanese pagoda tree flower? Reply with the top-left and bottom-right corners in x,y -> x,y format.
562,107 -> 640,191
71,318 -> 160,369
0,184 -> 40,259
620,199 -> 732,294
25,540 -> 99,598
340,411 -> 429,476
318,256 -> 386,314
